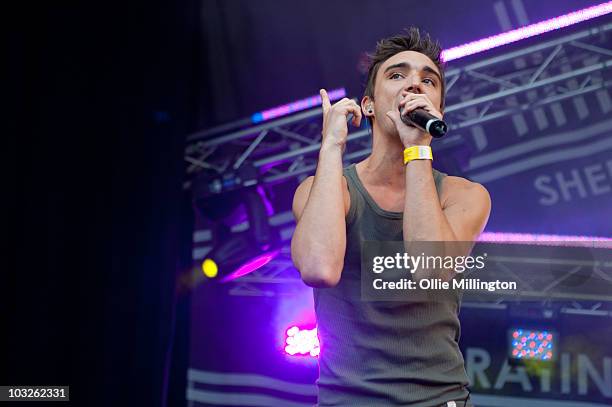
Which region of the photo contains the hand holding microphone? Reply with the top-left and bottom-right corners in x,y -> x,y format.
386,92 -> 447,146
399,108 -> 447,138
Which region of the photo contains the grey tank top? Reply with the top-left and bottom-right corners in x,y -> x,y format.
313,163 -> 469,407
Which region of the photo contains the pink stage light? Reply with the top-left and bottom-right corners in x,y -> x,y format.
479,232 -> 612,248
251,88 -> 346,123
220,249 -> 280,283
284,326 -> 320,357
442,2 -> 612,62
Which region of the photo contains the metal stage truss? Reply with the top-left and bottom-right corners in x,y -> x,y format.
186,21 -> 612,303
191,208 -> 612,314
185,21 -> 612,187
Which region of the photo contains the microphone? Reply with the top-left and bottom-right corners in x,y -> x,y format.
399,107 -> 448,138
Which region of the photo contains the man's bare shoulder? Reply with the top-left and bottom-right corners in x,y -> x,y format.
438,174 -> 491,241
441,175 -> 480,190
439,175 -> 490,207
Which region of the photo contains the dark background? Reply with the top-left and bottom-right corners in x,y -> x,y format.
7,1 -> 197,405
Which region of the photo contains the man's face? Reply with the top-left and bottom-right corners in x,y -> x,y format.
372,50 -> 443,134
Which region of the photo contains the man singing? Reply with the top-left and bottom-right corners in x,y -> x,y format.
291,28 -> 490,406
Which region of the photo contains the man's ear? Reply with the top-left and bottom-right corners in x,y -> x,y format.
361,96 -> 374,117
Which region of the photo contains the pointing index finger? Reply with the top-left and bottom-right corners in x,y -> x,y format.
320,89 -> 331,113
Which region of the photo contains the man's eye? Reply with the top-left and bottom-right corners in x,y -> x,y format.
423,78 -> 435,85
390,73 -> 403,79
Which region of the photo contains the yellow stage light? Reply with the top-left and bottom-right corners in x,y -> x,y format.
202,258 -> 218,278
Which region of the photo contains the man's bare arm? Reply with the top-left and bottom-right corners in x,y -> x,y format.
388,92 -> 491,246
439,176 -> 491,242
290,89 -> 359,287
291,148 -> 349,287
402,161 -> 491,281
402,162 -> 491,243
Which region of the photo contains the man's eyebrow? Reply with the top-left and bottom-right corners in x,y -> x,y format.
383,62 -> 442,82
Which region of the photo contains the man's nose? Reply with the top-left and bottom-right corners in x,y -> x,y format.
402,75 -> 423,94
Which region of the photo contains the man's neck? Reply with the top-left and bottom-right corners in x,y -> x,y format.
357,126 -> 406,192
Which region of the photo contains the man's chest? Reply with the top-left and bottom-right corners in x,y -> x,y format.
362,183 -> 405,212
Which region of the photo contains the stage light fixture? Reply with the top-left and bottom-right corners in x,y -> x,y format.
508,328 -> 556,361
201,230 -> 280,283
284,326 -> 319,357
251,88 -> 346,123
201,258 -> 218,278
442,2 -> 612,61
194,167 -> 281,282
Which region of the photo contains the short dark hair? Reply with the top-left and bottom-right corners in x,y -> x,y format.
364,27 -> 446,112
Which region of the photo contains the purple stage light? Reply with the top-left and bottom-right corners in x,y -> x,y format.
442,2 -> 612,62
479,232 -> 612,248
284,326 -> 320,357
244,4 -> 612,128
220,249 -> 280,283
251,88 -> 346,123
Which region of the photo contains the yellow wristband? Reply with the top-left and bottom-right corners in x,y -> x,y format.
403,146 -> 433,165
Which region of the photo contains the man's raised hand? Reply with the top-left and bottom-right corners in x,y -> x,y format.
320,89 -> 362,152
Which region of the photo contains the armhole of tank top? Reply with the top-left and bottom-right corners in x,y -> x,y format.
343,172 -> 357,227
433,168 -> 448,197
